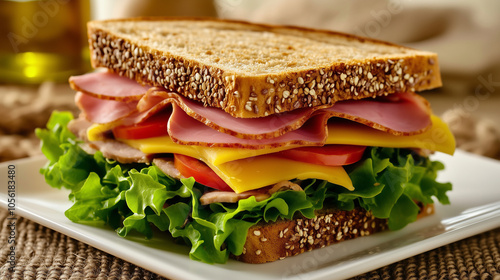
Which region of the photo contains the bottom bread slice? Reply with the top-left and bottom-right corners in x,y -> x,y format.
232,204 -> 434,263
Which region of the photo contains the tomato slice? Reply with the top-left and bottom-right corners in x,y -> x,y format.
112,112 -> 169,140
277,145 -> 366,166
174,154 -> 232,191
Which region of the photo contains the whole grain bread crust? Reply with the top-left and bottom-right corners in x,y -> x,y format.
87,17 -> 441,118
232,203 -> 434,263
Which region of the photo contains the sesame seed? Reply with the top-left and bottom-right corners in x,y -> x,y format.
245,102 -> 252,112
253,230 -> 261,236
336,232 -> 343,241
284,228 -> 288,234
279,231 -> 284,238
266,97 -> 272,105
283,90 -> 290,98
340,73 -> 347,81
298,77 -> 304,84
261,237 -> 268,242
255,250 -> 261,255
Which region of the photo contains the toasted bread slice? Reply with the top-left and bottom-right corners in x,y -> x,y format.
87,17 -> 441,118
233,203 -> 434,263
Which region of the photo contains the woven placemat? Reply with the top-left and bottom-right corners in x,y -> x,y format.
0,209 -> 499,280
0,210 -> 167,280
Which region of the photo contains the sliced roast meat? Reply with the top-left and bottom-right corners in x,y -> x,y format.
153,157 -> 183,179
68,117 -> 150,164
199,180 -> 304,205
199,190 -> 270,205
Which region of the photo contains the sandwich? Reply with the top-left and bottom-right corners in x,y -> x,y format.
35,17 -> 455,264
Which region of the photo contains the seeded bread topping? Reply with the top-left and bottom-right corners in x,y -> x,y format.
88,17 -> 441,118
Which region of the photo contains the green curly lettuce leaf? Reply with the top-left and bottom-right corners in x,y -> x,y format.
35,111 -> 452,263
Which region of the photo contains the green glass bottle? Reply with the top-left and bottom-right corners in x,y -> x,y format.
0,0 -> 91,84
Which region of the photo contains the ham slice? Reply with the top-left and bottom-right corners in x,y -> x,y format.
168,105 -> 329,149
75,92 -> 139,124
71,72 -> 432,149
70,72 -> 154,101
324,93 -> 431,135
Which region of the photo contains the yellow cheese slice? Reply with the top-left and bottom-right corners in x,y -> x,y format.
87,122 -> 117,141
118,115 -> 455,166
207,156 -> 353,193
325,115 -> 456,155
91,115 -> 455,193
